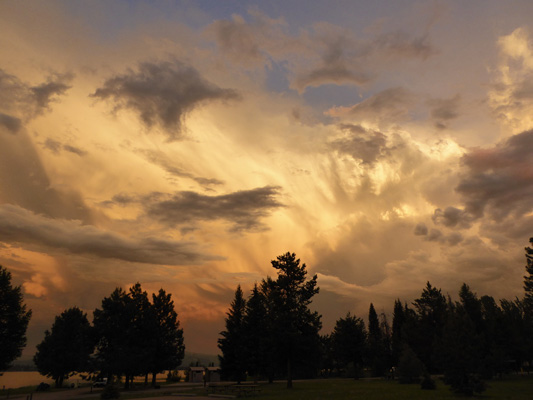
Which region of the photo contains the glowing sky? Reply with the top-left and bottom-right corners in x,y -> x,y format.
1,1 -> 533,357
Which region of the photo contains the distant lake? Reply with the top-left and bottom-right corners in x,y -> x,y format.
0,371 -> 178,389
0,371 -> 70,389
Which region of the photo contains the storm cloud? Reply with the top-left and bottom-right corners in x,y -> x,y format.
330,124 -> 388,165
91,61 -> 240,140
456,130 -> 533,222
0,204 -> 215,265
146,186 -> 283,232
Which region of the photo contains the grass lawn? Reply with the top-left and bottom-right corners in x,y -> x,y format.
216,376 -> 533,400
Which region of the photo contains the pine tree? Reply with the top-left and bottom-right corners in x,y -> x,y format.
0,266 -> 32,372
524,238 -> 533,314
391,299 -> 405,367
150,289 -> 185,387
367,303 -> 386,376
218,285 -> 247,383
268,252 -> 321,388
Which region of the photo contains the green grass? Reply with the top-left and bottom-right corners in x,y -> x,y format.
204,376 -> 533,400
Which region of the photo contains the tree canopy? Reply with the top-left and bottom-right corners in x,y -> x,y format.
33,307 -> 94,387
0,265 -> 31,372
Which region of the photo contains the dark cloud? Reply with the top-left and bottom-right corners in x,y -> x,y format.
43,138 -> 61,154
146,186 -> 283,232
414,222 -> 428,236
91,61 -> 240,140
427,95 -> 461,129
294,37 -> 371,92
432,206 -> 472,229
423,228 -> 463,246
141,149 -> 223,187
328,87 -> 415,123
456,130 -> 533,222
0,204 -> 216,265
0,126 -> 93,223
331,124 -> 387,164
30,73 -> 73,110
0,113 -> 22,134
63,144 -> 87,156
212,15 -> 263,64
293,30 -> 433,92
42,137 -> 87,156
373,32 -> 433,59
0,69 -> 72,119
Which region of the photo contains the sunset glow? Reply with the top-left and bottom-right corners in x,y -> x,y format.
1,1 -> 533,357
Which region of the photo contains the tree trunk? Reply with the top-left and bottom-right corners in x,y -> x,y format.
287,357 -> 293,389
152,372 -> 157,387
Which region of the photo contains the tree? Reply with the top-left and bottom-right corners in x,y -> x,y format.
410,282 -> 448,373
150,289 -> 185,387
94,284 -> 157,389
524,237 -> 533,314
391,299 -> 405,367
218,285 -> 247,383
0,266 -> 32,372
367,303 -> 387,376
33,307 -> 94,387
331,313 -> 366,378
440,301 -> 486,396
242,284 -> 269,381
268,252 -> 321,388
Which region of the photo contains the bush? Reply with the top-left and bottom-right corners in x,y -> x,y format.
397,345 -> 424,384
167,370 -> 182,382
100,383 -> 120,399
420,374 -> 436,390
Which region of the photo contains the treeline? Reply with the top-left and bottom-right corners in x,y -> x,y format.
33,283 -> 185,389
219,245 -> 533,395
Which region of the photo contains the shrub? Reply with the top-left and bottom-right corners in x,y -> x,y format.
397,345 -> 424,384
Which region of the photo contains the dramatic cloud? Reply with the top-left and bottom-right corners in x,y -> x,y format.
456,130 -> 533,222
330,124 -> 387,165
427,94 -> 461,129
145,186 -> 284,232
42,137 -> 86,156
91,61 -> 240,140
0,113 -> 21,134
141,149 -> 223,187
432,206 -> 472,229
293,36 -> 372,92
325,87 -> 415,124
0,204 -> 215,265
0,69 -> 72,119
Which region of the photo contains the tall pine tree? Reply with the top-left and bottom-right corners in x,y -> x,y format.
218,285 -> 247,383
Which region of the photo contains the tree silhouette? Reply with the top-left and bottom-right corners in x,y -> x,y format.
268,252 -> 321,388
34,307 -> 94,387
150,289 -> 185,387
0,265 -> 31,372
218,285 -> 247,383
331,313 -> 366,378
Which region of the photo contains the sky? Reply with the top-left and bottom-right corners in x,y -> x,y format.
1,0 -> 533,358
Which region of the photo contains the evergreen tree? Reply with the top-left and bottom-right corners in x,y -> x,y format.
34,307 -> 94,387
441,302 -> 486,396
242,284 -> 268,381
524,237 -> 533,313
218,285 -> 247,383
150,289 -> 185,387
391,299 -> 405,367
0,266 -> 32,372
268,252 -> 321,388
410,282 -> 448,373
367,303 -> 386,376
331,313 -> 366,378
